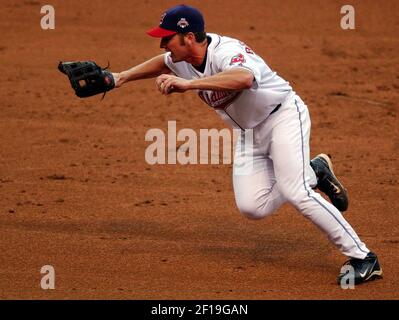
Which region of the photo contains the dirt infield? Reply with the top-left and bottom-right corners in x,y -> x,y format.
0,0 -> 398,299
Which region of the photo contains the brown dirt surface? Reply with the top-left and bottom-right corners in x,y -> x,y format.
0,0 -> 398,300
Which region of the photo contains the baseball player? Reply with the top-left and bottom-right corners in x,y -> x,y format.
108,5 -> 382,285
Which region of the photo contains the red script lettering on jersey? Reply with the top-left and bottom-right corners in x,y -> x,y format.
198,90 -> 242,110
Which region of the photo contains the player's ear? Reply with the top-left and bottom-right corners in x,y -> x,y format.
185,32 -> 196,45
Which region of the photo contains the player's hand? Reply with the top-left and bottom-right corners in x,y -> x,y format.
156,74 -> 191,95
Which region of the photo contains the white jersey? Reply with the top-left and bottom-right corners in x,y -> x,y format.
164,33 -> 293,129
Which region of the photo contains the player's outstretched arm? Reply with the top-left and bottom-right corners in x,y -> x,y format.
112,54 -> 171,88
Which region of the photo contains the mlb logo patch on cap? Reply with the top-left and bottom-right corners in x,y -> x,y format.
177,18 -> 189,29
147,4 -> 205,38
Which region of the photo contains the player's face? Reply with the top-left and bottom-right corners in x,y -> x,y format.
160,34 -> 190,63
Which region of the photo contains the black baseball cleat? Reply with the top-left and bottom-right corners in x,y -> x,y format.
337,252 -> 383,285
310,154 -> 349,212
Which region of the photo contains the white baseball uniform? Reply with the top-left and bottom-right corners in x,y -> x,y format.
164,33 -> 369,259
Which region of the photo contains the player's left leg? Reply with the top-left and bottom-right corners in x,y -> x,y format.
269,94 -> 370,259
310,153 -> 349,212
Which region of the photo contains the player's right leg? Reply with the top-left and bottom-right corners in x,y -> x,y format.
232,129 -> 286,220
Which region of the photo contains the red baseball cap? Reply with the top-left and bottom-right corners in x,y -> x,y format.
147,5 -> 205,38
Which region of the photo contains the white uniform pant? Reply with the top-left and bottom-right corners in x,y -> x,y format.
233,93 -> 369,259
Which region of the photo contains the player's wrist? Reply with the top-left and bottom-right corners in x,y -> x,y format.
186,79 -> 197,90
111,72 -> 122,88
118,72 -> 128,86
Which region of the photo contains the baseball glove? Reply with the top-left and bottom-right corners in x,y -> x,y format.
58,61 -> 115,98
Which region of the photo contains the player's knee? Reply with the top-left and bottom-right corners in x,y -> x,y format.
236,201 -> 273,220
239,207 -> 265,220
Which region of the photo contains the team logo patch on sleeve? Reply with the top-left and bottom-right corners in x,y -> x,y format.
230,53 -> 246,66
